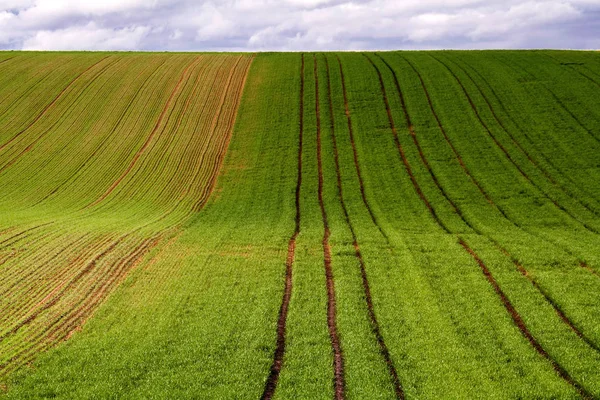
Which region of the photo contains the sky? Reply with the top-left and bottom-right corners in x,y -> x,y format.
0,0 -> 599,51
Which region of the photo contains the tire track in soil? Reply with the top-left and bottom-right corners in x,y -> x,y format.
460,240 -> 593,400
366,53 -> 594,399
335,55 -> 390,243
0,56 -> 111,153
261,53 -> 304,400
398,54 -> 600,278
444,53 -> 600,214
373,53 -> 600,354
86,56 -> 203,209
430,54 -> 600,236
324,55 -> 404,399
315,55 -> 345,400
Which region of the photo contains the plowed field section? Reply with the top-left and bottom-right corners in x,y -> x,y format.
0,53 -> 253,379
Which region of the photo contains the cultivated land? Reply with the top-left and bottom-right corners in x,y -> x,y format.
0,50 -> 599,399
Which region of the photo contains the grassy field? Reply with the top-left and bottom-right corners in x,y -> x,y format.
1,50 -> 599,399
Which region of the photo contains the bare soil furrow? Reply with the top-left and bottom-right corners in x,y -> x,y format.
325,55 -> 404,399
261,53 -> 303,400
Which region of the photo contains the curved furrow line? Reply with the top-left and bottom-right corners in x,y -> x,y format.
0,234 -> 126,343
0,56 -> 15,67
335,55 -> 390,242
0,59 -> 65,119
0,233 -> 91,298
492,54 -> 600,146
34,57 -> 170,206
362,54 -> 451,234
367,53 -> 594,399
460,240 -> 592,400
189,56 -> 254,213
0,56 -> 111,153
314,55 -> 345,400
261,53 -> 303,400
0,235 -> 112,328
85,56 -> 203,209
140,58 -> 225,205
447,54 -> 600,211
0,222 -> 53,251
373,53 -> 600,356
130,56 -> 226,207
324,55 -> 404,399
152,56 -> 229,204
0,236 -> 159,377
430,54 -> 600,235
0,57 -> 122,175
10,56 -> 137,191
105,56 -> 217,205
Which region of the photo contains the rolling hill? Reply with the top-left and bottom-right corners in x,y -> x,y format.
1,50 -> 600,399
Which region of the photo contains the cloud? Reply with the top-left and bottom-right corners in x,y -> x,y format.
0,0 -> 599,51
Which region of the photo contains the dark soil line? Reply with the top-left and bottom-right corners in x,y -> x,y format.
0,56 -> 111,153
431,54 -> 600,236
375,52 -> 600,358
324,55 -> 404,399
86,56 -> 203,209
261,53 -> 304,400
398,54 -> 600,279
443,54 -> 600,215
0,222 -> 53,250
581,262 -> 600,279
0,56 -> 15,66
460,240 -> 593,400
335,55 -> 389,242
503,253 -> 600,353
315,55 -> 345,400
363,54 -> 450,234
191,55 -> 253,212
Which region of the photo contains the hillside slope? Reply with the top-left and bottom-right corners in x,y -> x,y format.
2,51 -> 600,399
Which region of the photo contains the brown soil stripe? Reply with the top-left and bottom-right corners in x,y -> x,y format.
374,53 -> 600,355
460,240 -> 593,399
363,54 -> 450,234
324,55 -> 404,399
0,56 -> 111,153
86,56 -> 203,208
370,53 -> 593,397
315,55 -> 345,400
581,261 -> 600,278
430,54 -> 600,235
335,55 -> 389,242
261,53 -> 304,400
398,53 -> 600,278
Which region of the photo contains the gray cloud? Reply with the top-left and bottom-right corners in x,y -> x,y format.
0,0 -> 599,51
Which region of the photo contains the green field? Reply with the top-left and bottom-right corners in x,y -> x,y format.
1,50 -> 600,399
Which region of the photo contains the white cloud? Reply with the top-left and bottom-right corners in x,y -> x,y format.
0,0 -> 599,50
22,22 -> 150,50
